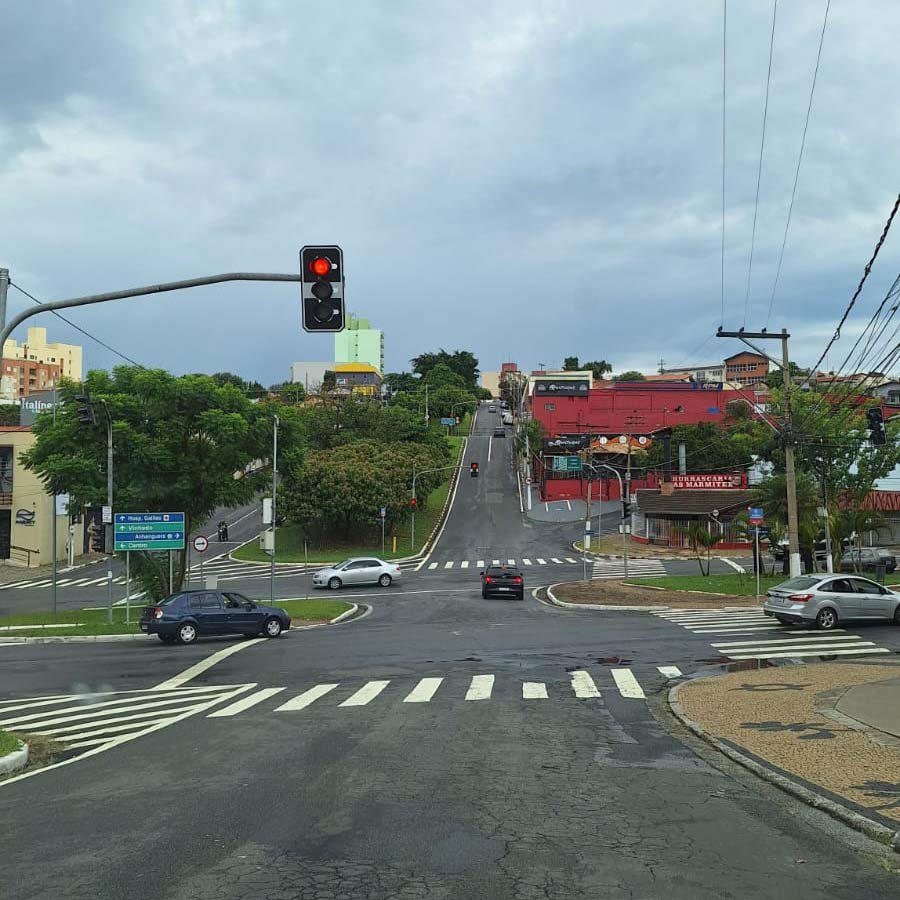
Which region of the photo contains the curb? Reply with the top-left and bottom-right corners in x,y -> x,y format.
0,739 -> 29,776
543,583 -> 670,613
329,603 -> 359,625
570,541 -> 691,563
668,680 -> 900,853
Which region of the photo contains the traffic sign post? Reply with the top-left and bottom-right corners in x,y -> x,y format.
114,513 -> 186,552
747,508 -> 765,600
379,507 -> 386,555
193,534 -> 209,586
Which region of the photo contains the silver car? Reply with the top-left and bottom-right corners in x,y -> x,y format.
312,557 -> 401,590
763,574 -> 900,630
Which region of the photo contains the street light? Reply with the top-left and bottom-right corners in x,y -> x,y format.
410,461 -> 460,550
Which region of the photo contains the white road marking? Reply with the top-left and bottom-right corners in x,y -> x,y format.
566,500 -> 572,511
428,563 -> 438,570
537,558 -> 547,564
207,687 -> 285,717
718,557 -> 746,573
275,683 -> 339,712
570,670 -> 601,698
444,561 -> 454,569
564,557 -> 577,564
507,558 -> 515,565
522,559 -> 532,565
492,559 -> 500,565
551,558 -> 563,564
488,435 -> 493,461
476,560 -> 485,568
339,680 -> 390,707
522,682 -> 548,699
403,677 -> 443,703
712,634 -> 862,648
465,674 -> 494,701
657,666 -> 682,678
544,503 -> 549,512
460,561 -> 469,569
154,639 -> 266,690
611,668 -> 645,699
727,647 -> 890,660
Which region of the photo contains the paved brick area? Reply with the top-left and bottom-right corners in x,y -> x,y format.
678,661 -> 900,825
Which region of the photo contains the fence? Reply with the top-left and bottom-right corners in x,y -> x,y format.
640,516 -> 748,548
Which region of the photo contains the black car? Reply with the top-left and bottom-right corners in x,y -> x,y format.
840,547 -> 897,574
493,426 -> 505,437
481,565 -> 524,600
140,590 -> 290,644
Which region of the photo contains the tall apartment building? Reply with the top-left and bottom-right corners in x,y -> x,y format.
1,327 -> 83,399
334,314 -> 384,374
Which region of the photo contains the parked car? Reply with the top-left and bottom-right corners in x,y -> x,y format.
493,426 -> 505,437
501,412 -> 513,425
481,565 -> 525,600
762,574 -> 900,630
840,547 -> 897,574
312,557 -> 401,590
140,590 -> 290,644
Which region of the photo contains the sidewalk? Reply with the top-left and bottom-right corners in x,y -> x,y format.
673,661 -> 900,842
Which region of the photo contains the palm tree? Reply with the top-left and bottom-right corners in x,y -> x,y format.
677,520 -> 723,575
832,506 -> 889,572
752,472 -> 819,574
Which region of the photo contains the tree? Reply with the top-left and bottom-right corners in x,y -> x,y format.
21,368 -> 296,599
611,370 -> 645,382
764,362 -> 806,390
0,405 -> 19,426
562,356 -> 580,371
644,422 -> 763,473
268,382 -> 307,404
411,349 -> 480,391
210,372 -> 266,394
678,521 -> 722,575
383,372 -> 420,394
752,471 -> 820,574
422,363 -> 467,391
583,360 -> 613,380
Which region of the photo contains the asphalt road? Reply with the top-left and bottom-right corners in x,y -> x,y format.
3,405 -> 900,898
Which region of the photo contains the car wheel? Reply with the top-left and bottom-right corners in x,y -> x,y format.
328,577 -> 342,590
516,593 -> 525,601
264,616 -> 283,638
158,633 -> 175,644
815,607 -> 838,630
378,574 -> 392,587
176,622 -> 198,645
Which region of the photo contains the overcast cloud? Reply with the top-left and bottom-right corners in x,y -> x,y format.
1,0 -> 898,384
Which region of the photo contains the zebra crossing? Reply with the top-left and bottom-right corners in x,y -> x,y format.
653,607 -> 892,660
591,557 -> 667,580
0,666 -> 687,751
424,556 -> 582,571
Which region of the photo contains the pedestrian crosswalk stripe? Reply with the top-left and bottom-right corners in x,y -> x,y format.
522,682 -> 547,699
403,677 -> 443,703
507,558 -> 515,565
657,666 -> 682,678
551,558 -> 563,564
565,557 -> 577,563
611,668 -> 645,699
728,647 -> 890,660
476,560 -> 484,568
275,683 -> 339,712
444,561 -> 454,569
492,559 -> 500,565
339,680 -> 390,707
522,558 -> 532,565
570,670 -> 601,698
207,687 -> 286,718
712,634 -> 859,648
460,561 -> 469,569
428,562 -> 438,570
537,558 -> 546,564
465,674 -> 494,701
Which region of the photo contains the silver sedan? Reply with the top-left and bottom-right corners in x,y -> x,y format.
763,574 -> 900,630
312,557 -> 401,590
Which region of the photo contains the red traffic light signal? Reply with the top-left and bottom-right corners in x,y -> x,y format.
410,497 -> 418,509
309,257 -> 331,277
470,461 -> 479,477
300,245 -> 345,332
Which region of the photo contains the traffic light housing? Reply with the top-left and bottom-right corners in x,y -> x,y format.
867,407 -> 887,445
74,393 -> 96,427
470,462 -> 479,477
90,528 -> 104,552
300,245 -> 345,332
410,497 -> 418,510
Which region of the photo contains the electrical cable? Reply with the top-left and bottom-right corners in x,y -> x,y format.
743,0 -> 778,327
720,0 -> 728,327
8,281 -> 146,369
765,0 -> 831,327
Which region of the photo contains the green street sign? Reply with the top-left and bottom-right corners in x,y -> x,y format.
552,455 -> 582,472
114,512 -> 185,552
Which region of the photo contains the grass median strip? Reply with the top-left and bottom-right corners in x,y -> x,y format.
0,598 -> 354,637
625,573 -> 787,595
0,729 -> 20,755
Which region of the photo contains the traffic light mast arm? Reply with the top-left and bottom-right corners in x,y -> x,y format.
0,273 -> 303,350
411,462 -> 461,498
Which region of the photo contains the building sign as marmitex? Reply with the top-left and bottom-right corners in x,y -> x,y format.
542,434 -> 589,451
534,380 -> 590,397
671,473 -> 744,489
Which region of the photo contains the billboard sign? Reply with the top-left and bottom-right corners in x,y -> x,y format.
534,380 -> 590,397
542,434 -> 589,451
671,473 -> 744,489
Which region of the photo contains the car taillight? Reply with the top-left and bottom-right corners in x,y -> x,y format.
484,576 -> 492,583
152,607 -> 164,619
789,593 -> 814,603
513,577 -> 522,584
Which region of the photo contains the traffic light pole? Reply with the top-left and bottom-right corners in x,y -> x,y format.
99,400 -> 114,624
717,327 -> 801,577
410,462 -> 459,552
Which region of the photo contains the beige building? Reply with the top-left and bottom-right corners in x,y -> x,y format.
1,327 -> 83,400
0,427 -> 83,568
481,371 -> 501,397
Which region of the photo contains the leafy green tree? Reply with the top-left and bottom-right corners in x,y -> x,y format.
764,363 -> 806,390
0,405 -> 19,426
21,368 -> 298,598
752,471 -> 820,573
411,349 -> 480,390
562,356 -> 580,371
583,360 -> 613,379
677,521 -> 722,575
611,370 -> 645,382
383,372 -> 420,394
422,363 -> 467,391
209,372 -> 266,394
268,382 -> 307,404
644,422 -> 763,473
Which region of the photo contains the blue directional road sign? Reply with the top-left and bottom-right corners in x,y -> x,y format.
440,417 -> 455,426
114,512 -> 186,551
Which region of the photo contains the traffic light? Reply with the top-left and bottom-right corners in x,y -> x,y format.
622,499 -> 631,519
867,407 -> 887,445
470,462 -> 479,478
90,527 -> 104,552
410,497 -> 418,510
300,245 -> 345,332
74,393 -> 96,427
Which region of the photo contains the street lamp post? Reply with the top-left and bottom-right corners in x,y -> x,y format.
592,462 -> 629,578
98,399 -> 114,624
410,461 -> 460,551
270,414 -> 279,605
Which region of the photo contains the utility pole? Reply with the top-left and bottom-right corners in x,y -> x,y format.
0,267 -> 8,331
99,400 -> 114,624
270,414 -> 279,605
717,327 -> 801,577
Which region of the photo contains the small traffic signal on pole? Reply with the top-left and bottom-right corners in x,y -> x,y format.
410,497 -> 417,509
470,462 -> 479,477
867,407 -> 887,445
300,245 -> 345,332
74,393 -> 96,427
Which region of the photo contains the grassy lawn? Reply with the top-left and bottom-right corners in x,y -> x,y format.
0,729 -> 21,755
0,598 -> 354,637
234,435 -> 466,564
626,573 -> 789,596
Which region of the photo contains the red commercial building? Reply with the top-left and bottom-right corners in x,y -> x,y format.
530,379 -> 764,502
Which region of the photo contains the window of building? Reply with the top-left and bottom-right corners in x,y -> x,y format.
544,403 -> 555,410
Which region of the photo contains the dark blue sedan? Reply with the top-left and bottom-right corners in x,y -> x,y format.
140,590 -> 291,644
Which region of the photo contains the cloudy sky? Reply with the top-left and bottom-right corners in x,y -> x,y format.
2,0 -> 898,385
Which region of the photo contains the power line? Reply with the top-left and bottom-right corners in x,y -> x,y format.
7,281 -> 146,369
743,0 -> 778,327
720,0 -> 728,327
765,0 -> 831,327
806,193 -> 900,377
